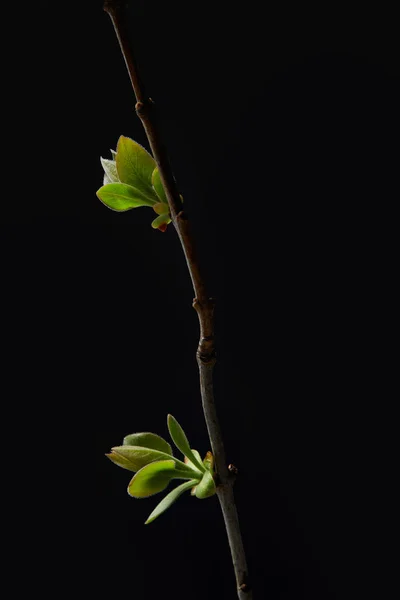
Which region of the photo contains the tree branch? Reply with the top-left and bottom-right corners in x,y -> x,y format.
103,1 -> 252,597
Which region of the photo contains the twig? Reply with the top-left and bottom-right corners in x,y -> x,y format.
103,1 -> 252,597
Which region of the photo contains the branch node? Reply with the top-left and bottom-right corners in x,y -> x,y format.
197,340 -> 216,364
135,99 -> 154,117
228,463 -> 239,476
238,575 -> 251,593
177,210 -> 188,221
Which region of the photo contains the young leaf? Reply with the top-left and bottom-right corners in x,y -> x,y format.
167,415 -> 206,473
109,446 -> 175,472
110,149 -> 117,160
153,202 -> 170,215
151,167 -> 168,203
184,449 -> 203,472
145,479 -> 198,524
203,451 -> 214,472
109,445 -> 197,475
96,183 -> 155,211
195,469 -> 216,499
151,213 -> 172,231
192,449 -> 203,465
116,136 -> 158,204
105,450 -> 136,471
100,157 -> 119,183
128,459 -> 176,498
123,432 -> 173,456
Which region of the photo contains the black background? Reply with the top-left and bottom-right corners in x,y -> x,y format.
2,1 -> 398,598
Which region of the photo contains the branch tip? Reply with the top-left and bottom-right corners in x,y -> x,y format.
103,0 -> 122,15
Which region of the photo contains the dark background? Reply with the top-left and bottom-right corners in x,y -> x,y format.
2,1 -> 398,598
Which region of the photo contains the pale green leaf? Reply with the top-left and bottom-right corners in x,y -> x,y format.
195,469 -> 216,499
145,479 -> 198,524
151,167 -> 168,203
203,451 -> 214,472
153,202 -> 170,215
123,432 -> 173,456
106,451 -> 135,471
128,460 -> 176,498
167,415 -> 206,473
109,446 -> 174,472
151,213 -> 172,230
96,183 -> 155,212
100,158 -> 119,183
116,136 -> 158,204
184,449 -> 202,472
110,445 -> 197,475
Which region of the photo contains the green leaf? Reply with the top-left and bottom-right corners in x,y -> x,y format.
151,167 -> 168,203
153,202 -> 170,215
108,446 -> 174,472
123,432 -> 173,456
151,213 -> 172,231
105,450 -> 136,471
184,449 -> 202,472
145,479 -> 198,524
109,445 -> 198,475
128,460 -> 176,498
192,449 -> 202,464
96,183 -> 155,212
116,136 -> 158,204
100,157 -> 119,183
195,469 -> 216,499
167,415 -> 206,473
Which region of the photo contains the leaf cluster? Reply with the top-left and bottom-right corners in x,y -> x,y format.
97,136 -> 173,231
106,415 -> 216,524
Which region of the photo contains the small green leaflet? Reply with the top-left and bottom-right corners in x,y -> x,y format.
96,183 -> 155,212
123,432 -> 173,456
151,213 -> 172,230
151,167 -> 168,203
145,479 -> 198,524
116,136 -> 159,204
195,469 -> 216,499
107,445 -> 198,475
167,414 -> 206,474
128,460 -> 177,498
100,158 -> 119,183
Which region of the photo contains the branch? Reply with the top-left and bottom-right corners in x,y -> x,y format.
103,2 -> 252,597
